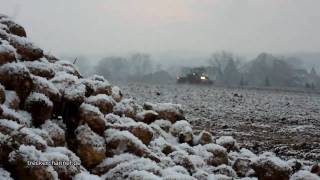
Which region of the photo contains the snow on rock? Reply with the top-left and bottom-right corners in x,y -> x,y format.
110,121 -> 154,145
44,147 -> 81,179
203,143 -> 229,166
0,62 -> 33,101
135,110 -> 159,124
9,34 -> 43,61
78,103 -> 106,135
92,153 -> 139,175
111,86 -> 123,102
113,98 -> 143,118
0,168 -> 13,180
53,60 -> 81,77
101,158 -> 162,180
128,170 -> 162,180
41,120 -> 66,146
170,120 -> 193,144
144,102 -> 185,123
24,60 -> 55,79
51,72 -> 86,104
104,129 -> 160,162
85,94 -> 116,114
74,124 -> 106,169
3,90 -> 20,109
0,39 -> 16,65
8,145 -> 58,180
168,150 -> 197,174
25,92 -> 53,126
152,119 -> 172,132
251,152 -> 292,180
73,171 -> 101,180
31,75 -> 61,103
0,105 -> 31,126
194,130 -> 214,145
290,170 -> 320,180
216,136 -> 237,151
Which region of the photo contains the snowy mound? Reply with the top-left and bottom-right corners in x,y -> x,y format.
0,15 -> 319,180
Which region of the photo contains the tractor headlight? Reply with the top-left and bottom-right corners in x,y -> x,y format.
200,76 -> 206,80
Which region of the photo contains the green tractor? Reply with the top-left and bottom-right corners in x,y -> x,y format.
177,67 -> 214,85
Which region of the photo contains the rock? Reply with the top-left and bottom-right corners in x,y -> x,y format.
0,120 -> 49,150
74,172 -> 101,180
92,153 -> 139,175
8,145 -> 58,180
290,170 -> 320,180
110,122 -> 154,145
3,91 -> 20,109
50,72 -> 86,105
9,36 -> 43,61
135,110 -> 159,124
104,129 -> 160,162
54,61 -> 81,77
0,105 -> 31,126
170,120 -> 193,144
89,75 -> 112,96
31,75 -> 61,106
287,159 -> 303,173
111,86 -> 123,102
78,103 -> 106,135
101,158 -> 162,180
0,83 -> 5,104
144,102 -> 185,123
207,174 -> 233,180
168,151 -> 197,174
24,92 -> 53,126
196,130 -> 213,145
251,153 -> 292,180
162,166 -> 195,179
44,147 -> 81,180
1,19 -> 26,37
0,62 -> 33,102
0,168 -> 14,180
150,137 -> 176,156
85,94 -> 116,114
232,158 -> 252,177
128,170 -> 162,180
216,136 -> 237,152
74,124 -> 106,169
213,164 -> 238,178
44,53 -> 59,63
204,144 -> 228,166
41,120 -> 65,146
192,169 -> 209,180
311,163 -> 320,176
24,61 -> 55,79
151,119 -> 172,132
113,98 -> 143,118
0,40 -> 16,65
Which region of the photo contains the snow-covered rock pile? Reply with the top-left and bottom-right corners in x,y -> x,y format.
0,15 -> 319,180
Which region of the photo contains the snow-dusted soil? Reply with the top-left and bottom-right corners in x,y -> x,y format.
121,83 -> 320,163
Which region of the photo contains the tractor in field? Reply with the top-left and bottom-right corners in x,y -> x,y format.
177,67 -> 214,85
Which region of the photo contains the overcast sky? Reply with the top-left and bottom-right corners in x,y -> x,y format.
0,0 -> 319,56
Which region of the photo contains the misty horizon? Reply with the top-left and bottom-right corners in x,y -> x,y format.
1,0 -> 320,57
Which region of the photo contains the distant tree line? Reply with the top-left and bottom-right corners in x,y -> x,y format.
92,51 -> 320,88
205,51 -> 320,88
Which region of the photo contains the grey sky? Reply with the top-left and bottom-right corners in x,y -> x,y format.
0,0 -> 319,56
